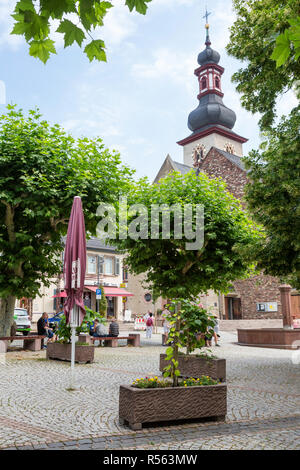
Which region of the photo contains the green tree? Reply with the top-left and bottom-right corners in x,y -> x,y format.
271,16 -> 300,67
0,105 -> 133,336
244,107 -> 300,288
108,170 -> 261,385
97,281 -> 107,317
227,0 -> 300,130
228,0 -> 300,286
11,0 -> 153,64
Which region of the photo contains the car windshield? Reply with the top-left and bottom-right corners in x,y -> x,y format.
14,309 -> 28,316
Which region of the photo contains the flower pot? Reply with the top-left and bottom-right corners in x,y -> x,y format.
46,342 -> 94,364
159,354 -> 226,382
119,383 -> 227,430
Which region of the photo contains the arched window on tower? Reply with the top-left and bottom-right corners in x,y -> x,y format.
215,76 -> 220,89
201,76 -> 207,90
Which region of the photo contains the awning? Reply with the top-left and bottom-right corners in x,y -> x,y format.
52,292 -> 67,298
84,286 -> 134,297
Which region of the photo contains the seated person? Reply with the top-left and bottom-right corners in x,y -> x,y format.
37,312 -> 55,345
109,317 -> 119,337
91,319 -> 109,338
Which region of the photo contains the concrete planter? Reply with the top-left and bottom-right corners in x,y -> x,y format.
159,354 -> 226,382
46,342 -> 94,364
119,383 -> 227,430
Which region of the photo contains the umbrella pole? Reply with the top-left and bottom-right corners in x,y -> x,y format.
70,308 -> 76,389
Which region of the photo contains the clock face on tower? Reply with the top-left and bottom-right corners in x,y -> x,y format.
224,142 -> 235,154
192,144 -> 206,167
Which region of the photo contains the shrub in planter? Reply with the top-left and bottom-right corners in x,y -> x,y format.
46,308 -> 105,363
160,301 -> 226,382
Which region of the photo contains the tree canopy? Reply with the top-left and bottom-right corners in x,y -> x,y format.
244,106 -> 300,288
227,0 -> 300,130
0,105 -> 133,335
11,0 -> 153,63
108,170 -> 261,301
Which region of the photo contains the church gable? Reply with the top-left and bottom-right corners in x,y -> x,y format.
153,154 -> 177,184
199,147 -> 248,200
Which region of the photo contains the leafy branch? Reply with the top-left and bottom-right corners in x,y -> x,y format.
11,0 -> 153,63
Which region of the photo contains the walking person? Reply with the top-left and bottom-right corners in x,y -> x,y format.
146,312 -> 154,339
161,305 -> 171,345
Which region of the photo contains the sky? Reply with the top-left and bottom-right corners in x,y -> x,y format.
0,0 -> 297,181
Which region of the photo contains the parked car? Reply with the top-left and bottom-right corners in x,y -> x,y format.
14,308 -> 31,336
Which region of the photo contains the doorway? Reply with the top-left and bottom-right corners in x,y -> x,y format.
225,297 -> 242,320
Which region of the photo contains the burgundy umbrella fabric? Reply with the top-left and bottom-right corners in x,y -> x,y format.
63,196 -> 87,325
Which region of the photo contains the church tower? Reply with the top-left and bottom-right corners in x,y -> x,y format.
177,17 -> 247,167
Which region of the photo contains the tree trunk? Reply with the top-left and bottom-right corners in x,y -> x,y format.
0,296 -> 16,337
172,303 -> 181,387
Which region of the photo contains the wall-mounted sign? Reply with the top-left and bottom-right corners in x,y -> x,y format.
144,293 -> 152,302
257,302 -> 278,312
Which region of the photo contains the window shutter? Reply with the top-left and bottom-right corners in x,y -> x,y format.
115,257 -> 120,275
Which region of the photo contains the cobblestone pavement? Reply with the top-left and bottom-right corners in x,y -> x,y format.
0,330 -> 299,450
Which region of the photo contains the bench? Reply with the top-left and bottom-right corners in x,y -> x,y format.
0,335 -> 46,353
90,334 -> 140,348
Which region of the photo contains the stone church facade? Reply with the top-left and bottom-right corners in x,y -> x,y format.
151,22 -> 282,320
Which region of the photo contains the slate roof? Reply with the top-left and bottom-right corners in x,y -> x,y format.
173,161 -> 194,175
62,236 -> 116,252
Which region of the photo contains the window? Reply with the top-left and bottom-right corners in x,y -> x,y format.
215,76 -> 220,89
104,257 -> 113,275
87,255 -> 97,274
201,76 -> 207,90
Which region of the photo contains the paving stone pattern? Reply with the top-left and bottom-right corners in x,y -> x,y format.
0,331 -> 299,450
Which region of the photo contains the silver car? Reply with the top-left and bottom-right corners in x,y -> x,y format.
13,308 -> 31,336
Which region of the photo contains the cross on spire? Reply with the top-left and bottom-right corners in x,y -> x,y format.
203,7 -> 212,46
203,6 -> 211,25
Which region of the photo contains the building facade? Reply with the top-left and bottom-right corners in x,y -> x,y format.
31,237 -> 132,322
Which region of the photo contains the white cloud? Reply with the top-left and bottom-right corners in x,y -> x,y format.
100,0 -> 138,49
132,48 -> 195,92
0,0 -> 24,50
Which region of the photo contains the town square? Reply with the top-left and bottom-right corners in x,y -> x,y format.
0,0 -> 299,456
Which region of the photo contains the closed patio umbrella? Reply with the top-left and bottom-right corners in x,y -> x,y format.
63,196 -> 86,387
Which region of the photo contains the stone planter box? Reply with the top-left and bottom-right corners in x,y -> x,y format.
237,328 -> 300,350
46,342 -> 94,363
119,383 -> 227,430
159,354 -> 226,382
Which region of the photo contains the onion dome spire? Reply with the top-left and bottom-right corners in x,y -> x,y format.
187,10 -> 236,133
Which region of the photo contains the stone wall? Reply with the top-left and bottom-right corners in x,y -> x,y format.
199,147 -> 247,200
233,274 -> 282,319
199,147 -> 283,320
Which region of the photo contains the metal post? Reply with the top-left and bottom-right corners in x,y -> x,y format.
70,305 -> 78,389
